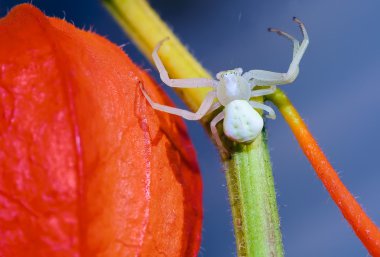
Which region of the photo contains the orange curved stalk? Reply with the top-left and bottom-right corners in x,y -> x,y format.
267,90 -> 380,256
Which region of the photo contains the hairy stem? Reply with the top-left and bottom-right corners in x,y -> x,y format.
227,133 -> 284,257
103,0 -> 284,256
267,89 -> 380,256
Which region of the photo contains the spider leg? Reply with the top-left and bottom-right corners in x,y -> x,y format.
243,17 -> 309,86
140,83 -> 216,120
268,28 -> 299,58
153,38 -> 218,88
250,86 -> 277,97
210,111 -> 228,155
249,101 -> 276,119
290,17 -> 309,73
206,102 -> 222,116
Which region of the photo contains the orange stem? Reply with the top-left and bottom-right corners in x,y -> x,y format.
267,90 -> 380,256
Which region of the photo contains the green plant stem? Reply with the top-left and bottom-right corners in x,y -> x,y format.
103,1 -> 284,256
227,133 -> 284,257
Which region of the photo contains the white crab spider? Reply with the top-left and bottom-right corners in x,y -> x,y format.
140,17 -> 309,154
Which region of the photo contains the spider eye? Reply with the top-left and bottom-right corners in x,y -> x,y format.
217,69 -> 243,80
234,68 -> 243,75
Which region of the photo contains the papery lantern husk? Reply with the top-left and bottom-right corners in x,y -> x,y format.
0,4 -> 202,257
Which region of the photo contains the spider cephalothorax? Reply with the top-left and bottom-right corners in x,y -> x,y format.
216,69 -> 251,105
140,17 -> 309,155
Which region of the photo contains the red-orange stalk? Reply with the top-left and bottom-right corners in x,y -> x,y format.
267,89 -> 380,256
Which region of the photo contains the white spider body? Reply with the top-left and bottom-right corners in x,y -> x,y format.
216,70 -> 263,143
216,69 -> 251,105
223,100 -> 263,143
140,18 -> 309,155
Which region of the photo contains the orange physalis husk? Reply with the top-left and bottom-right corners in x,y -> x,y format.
0,4 -> 202,257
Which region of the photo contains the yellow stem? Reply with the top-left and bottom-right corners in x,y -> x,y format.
103,0 -> 211,111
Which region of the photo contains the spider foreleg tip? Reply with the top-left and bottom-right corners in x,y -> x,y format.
268,27 -> 280,33
293,17 -> 303,24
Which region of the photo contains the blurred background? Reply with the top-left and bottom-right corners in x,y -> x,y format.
1,0 -> 379,256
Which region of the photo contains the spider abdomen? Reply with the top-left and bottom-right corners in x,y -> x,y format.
223,100 -> 263,143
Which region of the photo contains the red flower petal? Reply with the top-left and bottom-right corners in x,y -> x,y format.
0,4 -> 202,257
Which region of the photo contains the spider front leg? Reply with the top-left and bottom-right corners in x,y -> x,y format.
243,17 -> 309,86
268,28 -> 299,58
139,83 -> 216,120
153,38 -> 218,88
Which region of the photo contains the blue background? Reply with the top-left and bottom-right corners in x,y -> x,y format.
1,0 -> 379,256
